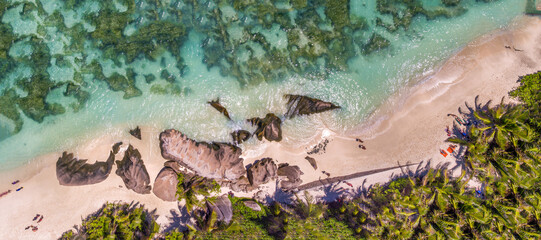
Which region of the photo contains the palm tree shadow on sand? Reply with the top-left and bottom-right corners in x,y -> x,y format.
163,204 -> 194,233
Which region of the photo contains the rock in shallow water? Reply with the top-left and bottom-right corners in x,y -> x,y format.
208,98 -> 231,120
248,113 -> 282,142
284,94 -> 340,118
231,130 -> 251,144
153,167 -> 179,202
160,129 -> 245,180
129,126 -> 142,140
56,151 -> 115,186
115,145 -> 151,194
247,158 -> 277,187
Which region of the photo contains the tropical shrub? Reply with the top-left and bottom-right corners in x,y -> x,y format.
59,202 -> 159,240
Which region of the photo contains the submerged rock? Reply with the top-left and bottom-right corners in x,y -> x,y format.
247,158 -> 277,187
129,126 -> 142,140
115,145 -> 151,194
56,151 -> 115,186
277,163 -> 304,190
231,130 -> 251,145
248,113 -> 282,142
160,129 -> 245,180
208,98 -> 231,120
206,195 -> 233,224
153,167 -> 179,202
305,156 -> 317,170
285,94 -> 340,118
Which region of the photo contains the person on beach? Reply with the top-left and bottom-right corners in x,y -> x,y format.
16,187 -> 23,191
32,214 -> 40,221
355,138 -> 364,143
446,126 -> 451,136
37,215 -> 44,223
358,145 -> 366,150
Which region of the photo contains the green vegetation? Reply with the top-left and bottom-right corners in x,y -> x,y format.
166,71 -> 541,239
176,172 -> 221,212
510,71 -> 541,130
60,202 -> 159,240
60,71 -> 541,239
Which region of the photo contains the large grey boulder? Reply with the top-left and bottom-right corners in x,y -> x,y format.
116,145 -> 151,194
247,158 -> 277,187
222,176 -> 255,192
160,129 -> 245,180
56,151 -> 115,186
248,113 -> 282,142
284,94 -> 340,118
153,167 -> 179,201
277,163 -> 304,190
206,195 -> 233,224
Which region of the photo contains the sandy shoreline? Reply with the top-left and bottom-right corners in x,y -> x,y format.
1,15 -> 541,239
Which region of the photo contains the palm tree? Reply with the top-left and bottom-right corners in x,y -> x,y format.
293,191 -> 325,220
473,97 -> 534,149
176,173 -> 220,212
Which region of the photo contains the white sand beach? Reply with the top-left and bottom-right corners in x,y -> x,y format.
1,14 -> 541,239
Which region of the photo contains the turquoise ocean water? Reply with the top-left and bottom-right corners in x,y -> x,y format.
0,0 -> 530,170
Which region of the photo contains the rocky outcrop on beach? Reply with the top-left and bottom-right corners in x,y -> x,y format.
129,126 -> 142,140
231,130 -> 251,144
56,151 -> 115,186
153,167 -> 179,201
247,158 -> 277,187
284,94 -> 340,118
221,176 -> 255,192
160,129 -> 245,180
112,142 -> 123,154
206,195 -> 233,224
277,163 -> 304,190
248,113 -> 282,142
305,156 -> 317,170
115,145 -> 151,194
208,98 -> 231,120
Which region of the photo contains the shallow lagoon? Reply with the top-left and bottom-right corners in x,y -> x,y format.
0,0 -> 529,169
